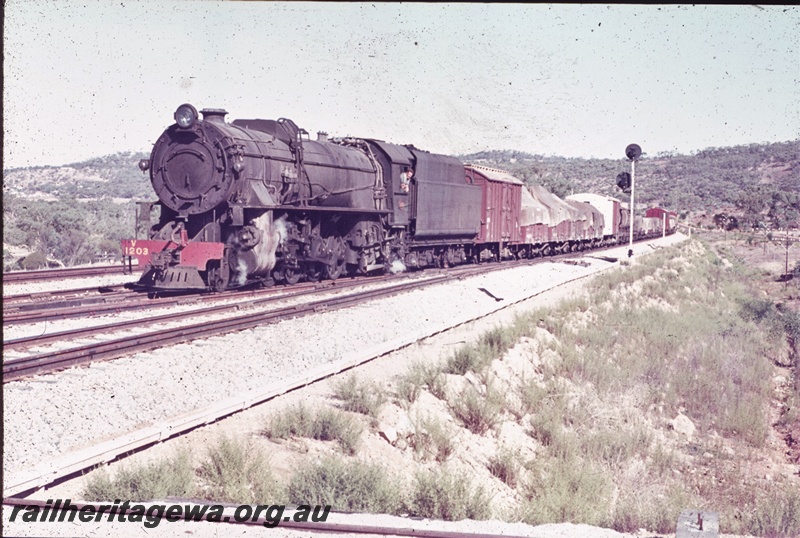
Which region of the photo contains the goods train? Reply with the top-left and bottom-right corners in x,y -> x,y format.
121,104 -> 677,291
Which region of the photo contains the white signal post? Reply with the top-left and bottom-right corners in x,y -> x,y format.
628,158 -> 635,256
624,143 -> 641,258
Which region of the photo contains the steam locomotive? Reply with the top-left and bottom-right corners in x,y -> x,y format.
122,104 -> 676,291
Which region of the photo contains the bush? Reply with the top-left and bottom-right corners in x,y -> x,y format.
333,375 -> 387,418
487,447 -> 522,488
409,468 -> 492,521
520,456 -> 612,526
396,363 -> 426,404
287,455 -> 401,513
263,404 -> 363,455
748,484 -> 800,538
450,383 -> 505,435
198,436 -> 283,503
410,415 -> 455,462
19,251 -> 49,270
445,346 -> 484,375
610,481 -> 697,534
444,325 -> 520,376
739,297 -> 785,337
82,451 -> 194,501
423,367 -> 448,400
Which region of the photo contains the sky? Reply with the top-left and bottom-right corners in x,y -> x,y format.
3,2 -> 799,169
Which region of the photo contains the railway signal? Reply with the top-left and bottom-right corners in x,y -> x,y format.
625,144 -> 641,257
616,172 -> 631,194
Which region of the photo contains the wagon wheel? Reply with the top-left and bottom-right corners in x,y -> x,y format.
274,265 -> 301,285
324,236 -> 346,280
305,263 -> 323,283
284,267 -> 301,285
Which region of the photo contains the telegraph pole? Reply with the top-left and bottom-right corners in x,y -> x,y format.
625,144 -> 642,257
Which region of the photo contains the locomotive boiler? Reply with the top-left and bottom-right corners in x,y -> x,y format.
123,104 -> 481,290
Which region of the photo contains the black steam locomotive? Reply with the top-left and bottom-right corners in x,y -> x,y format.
123,104 -> 483,291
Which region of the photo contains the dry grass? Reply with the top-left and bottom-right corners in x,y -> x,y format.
82,450 -> 195,502
397,361 -> 448,403
409,467 -> 492,521
333,374 -> 387,418
410,415 -> 456,463
287,455 -> 402,513
449,381 -> 506,435
263,403 -> 363,455
487,447 -> 523,488
198,435 -> 283,503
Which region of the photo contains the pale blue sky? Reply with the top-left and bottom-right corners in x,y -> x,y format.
3,2 -> 798,168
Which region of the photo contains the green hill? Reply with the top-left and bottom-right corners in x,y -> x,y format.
3,151 -> 152,201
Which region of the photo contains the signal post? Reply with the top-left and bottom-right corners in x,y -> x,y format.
617,144 -> 641,257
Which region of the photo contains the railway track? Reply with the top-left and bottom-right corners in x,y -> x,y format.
2,284 -> 129,307
3,264 -> 130,284
2,276 -> 388,352
2,276 -> 371,325
2,274 -> 454,382
2,256 -> 573,382
2,286 -> 141,321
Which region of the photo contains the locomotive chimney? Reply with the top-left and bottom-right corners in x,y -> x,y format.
317,131 -> 328,142
200,109 -> 228,123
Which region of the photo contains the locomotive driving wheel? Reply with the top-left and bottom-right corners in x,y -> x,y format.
283,267 -> 301,285
274,264 -> 301,285
305,263 -> 323,283
324,236 -> 346,280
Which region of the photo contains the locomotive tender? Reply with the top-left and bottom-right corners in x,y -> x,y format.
122,104 -> 676,291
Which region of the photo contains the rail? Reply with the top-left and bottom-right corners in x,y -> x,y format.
3,264 -> 129,284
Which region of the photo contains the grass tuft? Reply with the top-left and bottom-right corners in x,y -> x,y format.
410,415 -> 456,462
287,455 -> 401,513
748,484 -> 800,538
198,435 -> 283,503
333,375 -> 387,418
450,382 -> 505,435
409,468 -> 492,521
263,403 -> 363,455
445,346 -> 485,375
82,450 -> 194,502
520,455 -> 612,527
487,447 -> 522,488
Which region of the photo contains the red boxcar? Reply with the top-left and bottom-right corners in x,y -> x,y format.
645,207 -> 678,235
465,165 -> 522,245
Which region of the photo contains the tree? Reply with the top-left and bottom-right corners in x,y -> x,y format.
767,191 -> 800,229
736,185 -> 774,229
712,213 -> 738,231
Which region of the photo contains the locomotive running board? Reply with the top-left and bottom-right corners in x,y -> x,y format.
272,205 -> 391,214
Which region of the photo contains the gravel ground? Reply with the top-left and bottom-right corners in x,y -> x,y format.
3,235 -> 687,482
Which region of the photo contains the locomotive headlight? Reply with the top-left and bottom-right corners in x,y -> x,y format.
138,159 -> 150,171
174,103 -> 198,129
